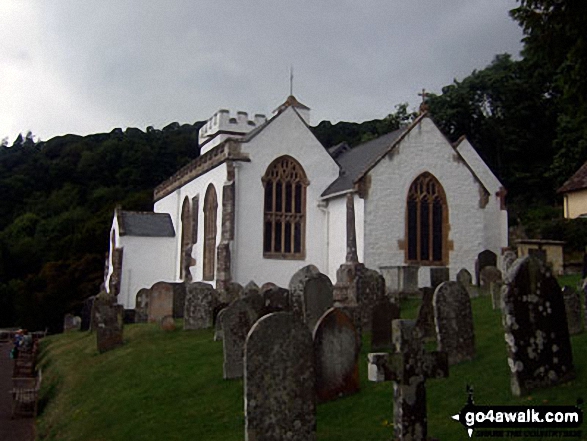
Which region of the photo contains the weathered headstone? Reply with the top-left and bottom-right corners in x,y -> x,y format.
433,281 -> 475,365
184,282 -> 219,330
63,314 -> 81,332
562,286 -> 584,335
313,308 -> 360,403
415,287 -> 436,340
148,282 -> 174,323
171,283 -> 187,319
430,267 -> 450,290
456,268 -> 476,298
260,282 -> 277,293
223,282 -> 244,304
135,288 -> 150,323
379,265 -> 419,298
476,249 -> 497,285
243,281 -> 260,298
304,273 -> 334,331
160,315 -> 176,331
288,264 -> 320,320
214,308 -> 227,341
368,319 -> 448,441
244,312 -> 315,441
242,292 -> 264,320
80,296 -> 95,331
371,299 -> 400,351
221,299 -> 256,379
95,302 -> 124,353
502,256 -> 575,396
262,286 -> 290,314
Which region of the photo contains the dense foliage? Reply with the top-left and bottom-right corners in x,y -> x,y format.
1,0 -> 586,331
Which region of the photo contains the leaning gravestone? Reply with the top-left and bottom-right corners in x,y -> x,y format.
415,287 -> 436,340
184,282 -> 219,330
502,256 -> 575,396
371,299 -> 400,351
148,282 -> 174,323
95,302 -> 124,353
304,273 -> 334,331
313,308 -> 360,402
433,281 -> 475,365
221,299 -> 257,379
368,319 -> 448,441
244,312 -> 315,441
289,265 -> 321,320
430,267 -> 450,290
135,288 -> 150,323
262,286 -> 290,314
562,286 -> 583,335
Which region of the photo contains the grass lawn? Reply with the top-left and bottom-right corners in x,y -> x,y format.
36,293 -> 586,440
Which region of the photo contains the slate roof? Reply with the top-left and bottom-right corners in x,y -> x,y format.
118,211 -> 175,237
321,127 -> 408,197
557,161 -> 587,193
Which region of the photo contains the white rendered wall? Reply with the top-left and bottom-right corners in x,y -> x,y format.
104,215 -> 120,296
154,163 -> 227,285
117,235 -> 176,309
233,107 -> 340,286
363,117 -> 507,285
325,194 -> 364,280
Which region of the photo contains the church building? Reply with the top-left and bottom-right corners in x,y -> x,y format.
105,95 -> 508,309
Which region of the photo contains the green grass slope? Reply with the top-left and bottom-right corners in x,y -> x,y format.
36,295 -> 586,440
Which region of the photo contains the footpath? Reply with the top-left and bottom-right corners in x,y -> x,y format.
0,342 -> 34,441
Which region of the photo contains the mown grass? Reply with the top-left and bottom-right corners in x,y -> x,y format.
36,293 -> 586,441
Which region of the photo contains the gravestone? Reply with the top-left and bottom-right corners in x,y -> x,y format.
262,286 -> 290,314
476,249 -> 497,285
224,282 -> 244,304
430,267 -> 450,290
123,309 -> 136,324
456,268 -> 476,298
63,314 -> 81,332
313,308 -> 360,402
480,266 -> 502,308
379,265 -> 419,298
95,302 -> 124,353
135,288 -> 150,323
304,273 -> 334,331
415,287 -> 436,340
80,296 -> 95,331
501,256 -> 575,396
148,282 -> 174,323
172,283 -> 187,319
562,286 -> 584,335
244,312 -> 315,441
184,282 -> 219,330
353,267 -> 386,332
214,308 -> 227,341
243,281 -> 260,297
160,315 -> 176,331
288,264 -> 320,320
368,319 -> 448,441
242,292 -> 264,320
221,299 -> 256,379
502,250 -> 517,274
433,281 -> 475,365
371,299 -> 400,351
260,282 -> 277,293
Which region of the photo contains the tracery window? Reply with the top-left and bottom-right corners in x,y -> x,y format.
203,185 -> 218,280
406,172 -> 448,265
262,156 -> 308,259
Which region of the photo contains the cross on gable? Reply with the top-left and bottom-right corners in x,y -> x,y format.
418,88 -> 430,114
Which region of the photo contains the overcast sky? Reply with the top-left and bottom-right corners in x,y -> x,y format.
0,1 -> 523,143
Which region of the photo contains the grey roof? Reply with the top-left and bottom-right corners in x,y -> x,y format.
118,211 -> 175,237
321,128 -> 407,197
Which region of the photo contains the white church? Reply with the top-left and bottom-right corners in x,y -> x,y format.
105,95 -> 508,309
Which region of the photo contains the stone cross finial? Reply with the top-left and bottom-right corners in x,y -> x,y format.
346,193 -> 358,263
418,88 -> 430,113
368,319 -> 448,441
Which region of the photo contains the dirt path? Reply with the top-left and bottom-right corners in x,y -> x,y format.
0,342 -> 34,441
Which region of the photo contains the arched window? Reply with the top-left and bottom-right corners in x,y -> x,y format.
406,172 -> 448,265
180,197 -> 192,281
262,156 -> 308,259
203,185 -> 218,280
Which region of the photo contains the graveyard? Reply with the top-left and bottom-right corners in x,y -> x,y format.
33,283 -> 586,441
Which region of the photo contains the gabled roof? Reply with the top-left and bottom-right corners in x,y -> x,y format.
118,211 -> 175,237
320,120 -> 414,198
558,161 -> 587,193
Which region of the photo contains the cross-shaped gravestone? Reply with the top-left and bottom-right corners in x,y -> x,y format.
368,319 -> 448,441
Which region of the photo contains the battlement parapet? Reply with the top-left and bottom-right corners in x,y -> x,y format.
198,109 -> 267,152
